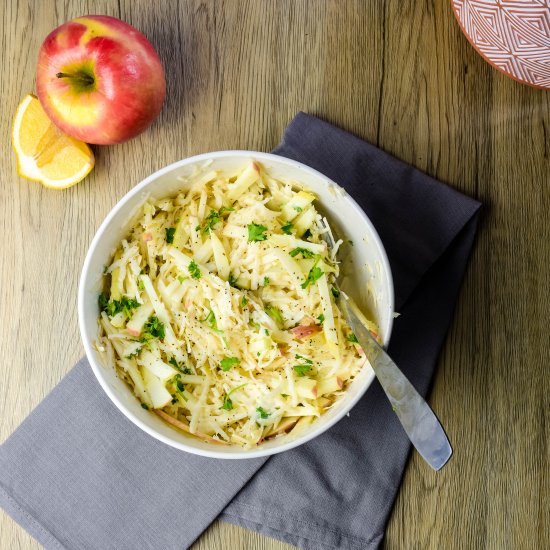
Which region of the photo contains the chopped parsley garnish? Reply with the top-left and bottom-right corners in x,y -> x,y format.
302,228 -> 312,239
265,305 -> 284,327
177,276 -> 185,283
205,309 -> 217,328
203,309 -> 222,333
293,364 -> 312,376
221,396 -> 233,410
241,295 -> 249,307
172,374 -> 185,393
141,403 -> 149,410
220,383 -> 247,411
281,222 -> 294,235
347,332 -> 359,344
170,374 -> 187,401
165,227 -> 176,243
289,247 -> 316,259
317,313 -> 325,324
228,273 -> 239,287
142,316 -> 165,340
293,206 -> 303,213
220,356 -> 240,371
263,276 -> 270,286
281,393 -> 289,398
331,286 -> 340,298
263,328 -> 269,336
199,207 -> 234,233
120,298 -> 139,316
195,224 -> 201,231
202,210 -> 221,233
138,278 -> 145,291
256,406 -> 270,419
247,222 -> 268,242
188,260 -> 201,279
98,292 -> 109,311
301,266 -> 323,289
99,294 -> 140,318
168,357 -> 192,374
293,355 -> 313,376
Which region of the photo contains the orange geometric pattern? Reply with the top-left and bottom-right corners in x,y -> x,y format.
452,0 -> 550,89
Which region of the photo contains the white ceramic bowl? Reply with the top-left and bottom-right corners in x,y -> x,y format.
79,151 -> 394,459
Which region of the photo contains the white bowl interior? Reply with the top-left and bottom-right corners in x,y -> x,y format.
79,151 -> 394,459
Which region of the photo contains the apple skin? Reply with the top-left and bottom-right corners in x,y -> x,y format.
36,15 -> 166,145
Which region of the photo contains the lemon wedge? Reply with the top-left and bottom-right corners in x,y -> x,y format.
12,94 -> 94,189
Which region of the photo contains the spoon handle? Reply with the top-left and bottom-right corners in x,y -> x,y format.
338,292 -> 452,471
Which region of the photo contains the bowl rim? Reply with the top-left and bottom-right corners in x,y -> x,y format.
78,150 -> 395,459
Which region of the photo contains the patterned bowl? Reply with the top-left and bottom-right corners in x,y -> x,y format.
452,0 -> 550,89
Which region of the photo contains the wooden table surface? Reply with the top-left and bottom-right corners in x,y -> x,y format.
1,1 -> 548,549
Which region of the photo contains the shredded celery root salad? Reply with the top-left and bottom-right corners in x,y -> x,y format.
96,161 -> 379,448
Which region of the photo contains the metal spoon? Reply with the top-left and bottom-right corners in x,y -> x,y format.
336,289 -> 452,471
320,226 -> 452,470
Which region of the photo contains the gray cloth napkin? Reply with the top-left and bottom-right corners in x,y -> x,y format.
0,113 -> 481,550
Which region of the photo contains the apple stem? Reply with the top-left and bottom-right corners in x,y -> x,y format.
56,71 -> 95,86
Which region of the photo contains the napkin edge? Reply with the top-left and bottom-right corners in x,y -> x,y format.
0,483 -> 68,550
220,504 -> 384,550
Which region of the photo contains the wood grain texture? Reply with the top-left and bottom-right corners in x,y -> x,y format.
1,1 -> 548,549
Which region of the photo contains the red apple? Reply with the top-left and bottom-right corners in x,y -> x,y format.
36,15 -> 166,145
